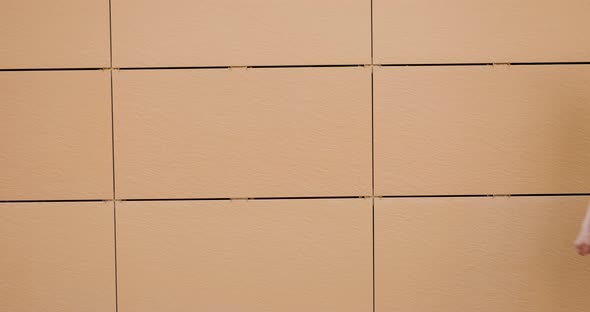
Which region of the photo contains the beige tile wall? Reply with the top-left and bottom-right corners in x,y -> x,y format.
374,65 -> 590,196
375,196 -> 590,312
373,0 -> 590,64
1,0 -> 111,69
117,199 -> 372,312
113,67 -> 372,199
0,70 -> 113,201
110,0 -> 371,67
2,1 -> 590,312
0,202 -> 116,312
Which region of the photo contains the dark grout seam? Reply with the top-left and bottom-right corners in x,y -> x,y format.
4,62 -> 589,73
108,1 -> 113,69
0,67 -> 108,72
120,195 -> 369,202
251,64 -> 365,69
107,0 -> 119,310
119,66 -> 231,71
380,61 -> 590,67
380,193 -> 590,198
0,199 -> 109,203
3,193 -> 587,204
510,62 -> 590,66
506,193 -> 590,197
380,63 -> 494,67
110,66 -> 119,312
370,1 -> 376,310
118,64 -> 366,71
370,0 -> 374,64
370,46 -> 376,312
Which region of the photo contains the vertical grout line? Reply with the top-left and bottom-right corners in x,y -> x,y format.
110,69 -> 119,312
112,196 -> 119,312
107,0 -> 118,311
370,0 -> 374,64
370,0 -> 376,311
371,68 -> 376,312
108,0 -> 113,68
109,66 -> 116,209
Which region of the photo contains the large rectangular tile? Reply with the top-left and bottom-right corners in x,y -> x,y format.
375,196 -> 590,312
1,0 -> 110,69
0,201 -> 115,312
373,0 -> 590,64
114,67 -> 372,199
0,70 -> 113,200
111,0 -> 371,67
374,65 -> 590,196
117,198 -> 372,312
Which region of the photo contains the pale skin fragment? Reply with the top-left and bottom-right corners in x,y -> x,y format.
574,201 -> 590,256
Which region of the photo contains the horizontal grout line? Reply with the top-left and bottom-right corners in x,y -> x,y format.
0,199 -> 110,203
380,63 -> 493,67
510,62 -> 590,66
380,193 -> 590,198
119,62 -> 590,70
121,195 -> 368,202
382,194 -> 498,198
119,66 -> 231,71
250,64 -> 365,69
2,193 -> 587,203
507,193 -> 590,197
381,61 -> 590,67
3,62 -> 590,72
0,67 -> 107,72
118,64 -> 366,70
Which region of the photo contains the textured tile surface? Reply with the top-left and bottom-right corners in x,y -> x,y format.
114,67 -> 372,199
0,201 -> 115,312
373,0 -> 590,64
117,198 -> 372,312
0,70 -> 113,200
375,196 -> 590,312
374,65 -> 590,196
111,0 -> 371,67
1,0 -> 110,69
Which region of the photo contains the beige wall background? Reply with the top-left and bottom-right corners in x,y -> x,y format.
2,1 -> 590,311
